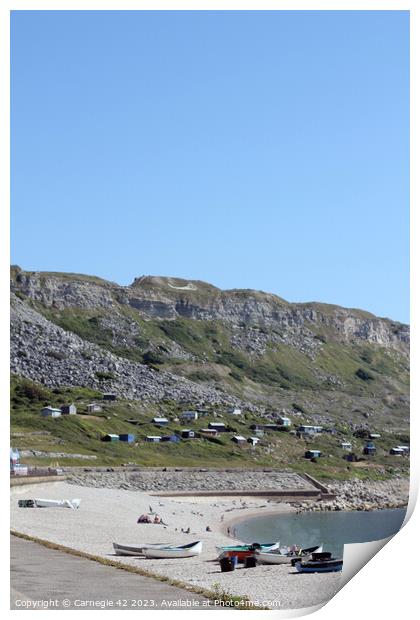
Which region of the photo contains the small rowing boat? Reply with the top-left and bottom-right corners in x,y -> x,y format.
255,544 -> 323,565
33,498 -> 81,509
113,542 -> 171,556
218,542 -> 279,562
294,553 -> 343,573
216,541 -> 278,552
143,541 -> 203,559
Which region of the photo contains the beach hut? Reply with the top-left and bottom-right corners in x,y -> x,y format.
305,449 -> 321,459
101,434 -> 119,442
145,436 -> 161,443
61,403 -> 77,415
231,435 -> 247,447
208,422 -> 227,432
363,444 -> 376,456
263,424 -> 284,432
102,393 -> 117,401
41,406 -> 62,418
119,434 -> 135,443
340,442 -> 352,451
390,447 -> 405,455
152,417 -> 169,427
343,453 -> 359,463
297,425 -> 323,434
87,403 -> 102,413
181,429 -> 195,439
161,435 -> 181,443
247,437 -> 260,446
180,411 -> 198,421
200,428 -> 219,437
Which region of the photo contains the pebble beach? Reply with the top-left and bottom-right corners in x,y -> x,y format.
10,481 -> 342,610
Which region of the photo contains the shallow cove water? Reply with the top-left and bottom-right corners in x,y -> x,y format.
234,508 -> 406,557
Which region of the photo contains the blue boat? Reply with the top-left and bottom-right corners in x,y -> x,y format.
295,556 -> 343,573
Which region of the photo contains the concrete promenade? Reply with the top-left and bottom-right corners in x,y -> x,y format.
10,536 -> 213,610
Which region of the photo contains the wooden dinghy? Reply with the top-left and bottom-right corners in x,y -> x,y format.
294,554 -> 343,573
255,544 -> 323,565
33,498 -> 81,509
218,542 -> 279,562
143,541 -> 203,559
216,541 -> 278,552
112,542 -> 171,556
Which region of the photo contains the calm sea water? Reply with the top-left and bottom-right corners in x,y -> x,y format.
234,508 -> 406,557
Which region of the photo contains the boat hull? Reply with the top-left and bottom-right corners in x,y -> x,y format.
256,545 -> 323,565
143,541 -> 203,559
34,498 -> 81,509
218,542 -> 279,561
112,543 -> 170,556
217,541 -> 278,552
295,559 -> 343,573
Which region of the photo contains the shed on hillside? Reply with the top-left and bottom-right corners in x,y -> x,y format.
231,435 -> 247,446
153,417 -> 169,426
263,424 -> 284,432
161,435 -> 181,443
119,434 -> 135,443
200,428 -> 219,437
181,429 -> 195,439
363,444 -> 376,456
305,449 -> 321,459
41,406 -> 62,418
180,411 -> 198,421
297,425 -> 323,434
208,422 -> 227,431
87,403 -> 102,413
102,393 -> 117,401
101,434 -> 119,442
390,447 -> 404,455
61,403 -> 77,415
248,437 -> 260,446
145,436 -> 161,443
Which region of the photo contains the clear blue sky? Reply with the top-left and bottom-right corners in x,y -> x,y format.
11,10 -> 409,323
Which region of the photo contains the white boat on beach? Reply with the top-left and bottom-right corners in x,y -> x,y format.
255,544 -> 323,565
142,541 -> 203,559
113,542 -> 172,556
34,498 -> 81,509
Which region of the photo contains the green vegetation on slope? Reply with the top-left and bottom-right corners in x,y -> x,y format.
10,376 -> 409,479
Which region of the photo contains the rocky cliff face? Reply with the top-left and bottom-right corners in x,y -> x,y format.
10,293 -> 243,408
10,267 -> 410,422
11,268 -> 409,351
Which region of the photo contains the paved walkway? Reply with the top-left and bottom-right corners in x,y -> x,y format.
10,536 -> 214,610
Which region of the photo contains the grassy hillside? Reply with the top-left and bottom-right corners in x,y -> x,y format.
10,268 -> 409,477
10,376 -> 409,479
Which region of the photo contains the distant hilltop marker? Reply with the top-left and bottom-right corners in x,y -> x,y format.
167,281 -> 197,291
